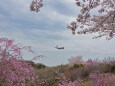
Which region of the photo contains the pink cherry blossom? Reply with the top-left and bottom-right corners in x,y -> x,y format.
68,0 -> 115,40
0,38 -> 38,86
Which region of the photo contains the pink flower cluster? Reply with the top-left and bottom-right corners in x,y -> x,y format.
58,74 -> 82,86
0,38 -> 36,86
58,80 -> 81,86
30,0 -> 43,12
58,71 -> 115,86
89,70 -> 115,86
84,59 -> 99,68
68,0 -> 115,39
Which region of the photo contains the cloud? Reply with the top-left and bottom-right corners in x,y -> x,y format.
0,0 -> 115,66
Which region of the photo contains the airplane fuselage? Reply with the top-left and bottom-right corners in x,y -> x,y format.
55,46 -> 64,49
57,47 -> 64,49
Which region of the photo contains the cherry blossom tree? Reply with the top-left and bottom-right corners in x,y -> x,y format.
29,0 -> 115,39
67,0 -> 115,40
0,38 -> 38,86
68,56 -> 84,65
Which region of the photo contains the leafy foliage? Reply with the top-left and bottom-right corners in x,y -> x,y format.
26,60 -> 46,69
34,58 -> 115,86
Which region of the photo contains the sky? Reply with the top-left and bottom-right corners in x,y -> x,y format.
0,0 -> 115,66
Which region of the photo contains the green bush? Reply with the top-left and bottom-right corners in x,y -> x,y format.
26,60 -> 46,69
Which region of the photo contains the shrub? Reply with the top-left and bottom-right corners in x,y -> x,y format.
27,60 -> 46,69
89,71 -> 115,86
0,38 -> 37,86
35,63 -> 46,69
72,64 -> 84,69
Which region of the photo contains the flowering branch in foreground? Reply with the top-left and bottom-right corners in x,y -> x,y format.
30,0 -> 43,12
68,0 -> 115,40
0,38 -> 39,86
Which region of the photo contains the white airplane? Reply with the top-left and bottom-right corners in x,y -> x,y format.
55,45 -> 64,50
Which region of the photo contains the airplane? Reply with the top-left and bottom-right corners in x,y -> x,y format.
55,45 -> 64,50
